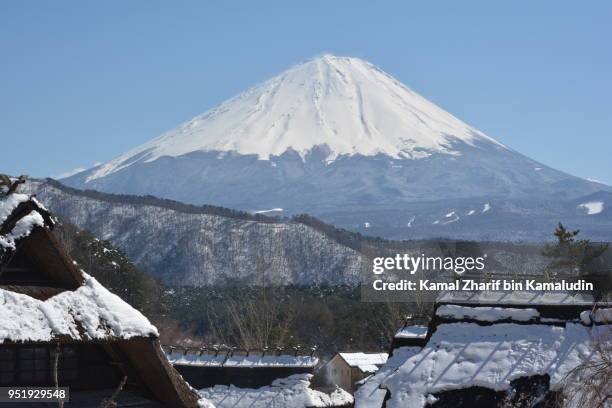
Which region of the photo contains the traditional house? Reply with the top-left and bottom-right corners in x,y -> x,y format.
0,180 -> 200,407
354,289 -> 612,408
166,346 -> 355,407
164,346 -> 319,389
323,352 -> 388,394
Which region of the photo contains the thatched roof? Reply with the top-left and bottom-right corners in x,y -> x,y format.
0,188 -> 156,343
355,293 -> 612,408
1,188 -> 82,289
0,182 -> 201,407
0,273 -> 159,343
165,347 -> 319,368
436,289 -> 595,306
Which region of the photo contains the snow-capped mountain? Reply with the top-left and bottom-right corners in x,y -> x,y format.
63,54 -> 611,240
85,54 -> 504,180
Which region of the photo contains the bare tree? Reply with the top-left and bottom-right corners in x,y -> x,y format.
558,325 -> 612,408
100,376 -> 127,408
223,294 -> 296,349
53,343 -> 64,408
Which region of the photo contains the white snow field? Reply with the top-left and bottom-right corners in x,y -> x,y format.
198,374 -> 352,408
85,54 -> 505,181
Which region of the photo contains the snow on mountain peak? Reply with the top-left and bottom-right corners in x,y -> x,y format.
87,54 -> 505,181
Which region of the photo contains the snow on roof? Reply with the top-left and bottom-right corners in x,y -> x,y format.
0,190 -> 159,343
436,290 -> 595,305
0,192 -> 30,225
0,193 -> 43,251
377,322 -> 611,408
198,373 -> 352,408
357,364 -> 380,373
0,210 -> 45,250
166,351 -> 318,368
167,352 -> 225,367
580,308 -> 612,324
354,347 -> 422,408
394,325 -> 428,339
436,305 -> 540,322
339,352 -> 388,368
0,273 -> 158,343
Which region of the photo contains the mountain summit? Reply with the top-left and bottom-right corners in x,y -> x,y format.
87,55 -> 504,181
64,55 -> 610,240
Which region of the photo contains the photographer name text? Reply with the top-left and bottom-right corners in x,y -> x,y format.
372,279 -> 594,292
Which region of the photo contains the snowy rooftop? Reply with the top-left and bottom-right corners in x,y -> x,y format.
357,322 -> 611,408
394,325 -> 428,339
354,347 -> 422,408
339,352 -> 388,368
199,374 -> 352,408
0,273 -> 158,343
436,290 -> 595,305
435,305 -> 540,322
166,350 -> 319,368
0,190 -> 159,343
580,308 -> 612,324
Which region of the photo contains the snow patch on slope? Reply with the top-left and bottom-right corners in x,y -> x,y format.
253,208 -> 284,214
579,201 -> 604,215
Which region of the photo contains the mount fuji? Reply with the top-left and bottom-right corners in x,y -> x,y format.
63,55 -> 611,241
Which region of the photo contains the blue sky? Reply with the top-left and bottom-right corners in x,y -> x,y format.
1,1 -> 611,184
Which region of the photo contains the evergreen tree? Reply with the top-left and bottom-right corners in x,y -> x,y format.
542,223 -> 608,279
